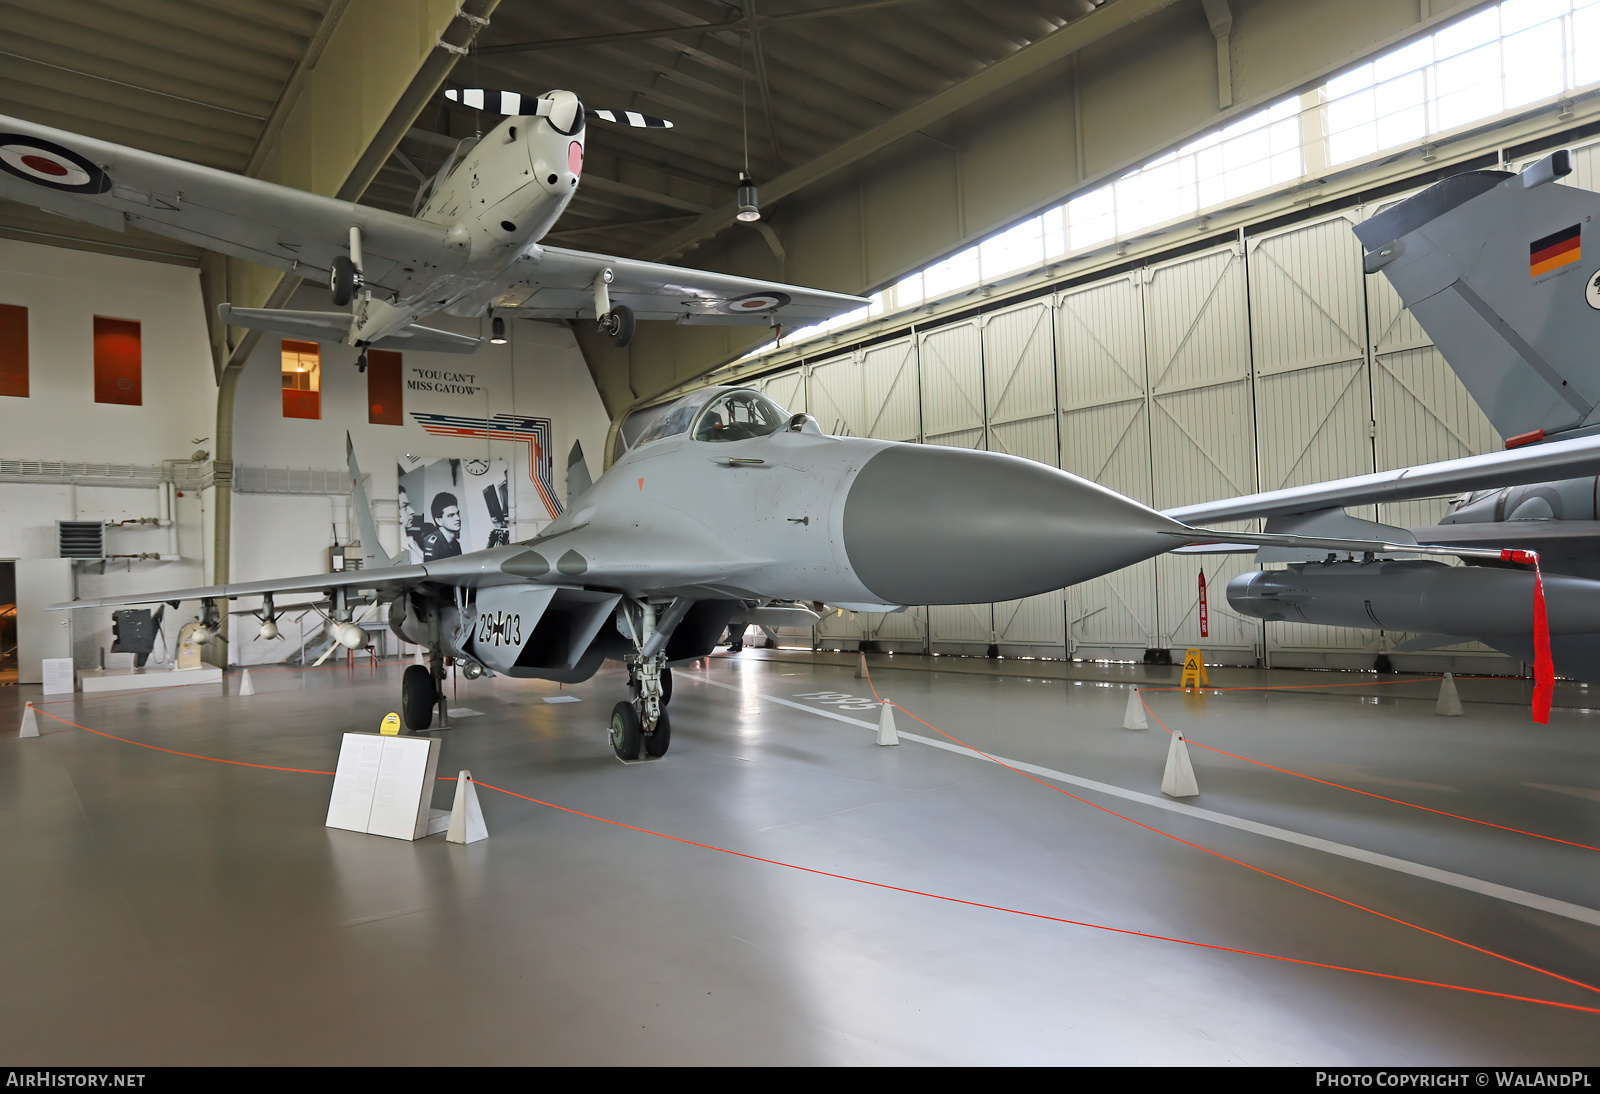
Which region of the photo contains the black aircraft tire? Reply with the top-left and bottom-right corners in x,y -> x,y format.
610,701 -> 643,761
401,664 -> 436,731
608,304 -> 635,348
645,708 -> 671,758
330,255 -> 359,307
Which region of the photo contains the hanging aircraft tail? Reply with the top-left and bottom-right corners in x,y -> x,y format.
346,434 -> 397,570
1356,150 -> 1600,445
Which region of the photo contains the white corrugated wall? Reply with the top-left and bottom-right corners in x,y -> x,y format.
770,203 -> 1506,668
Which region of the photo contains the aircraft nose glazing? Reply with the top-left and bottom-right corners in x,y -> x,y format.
841,445 -> 1184,606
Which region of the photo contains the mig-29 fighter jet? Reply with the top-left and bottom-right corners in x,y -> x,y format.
53,374 -> 1600,751
0,89 -> 867,362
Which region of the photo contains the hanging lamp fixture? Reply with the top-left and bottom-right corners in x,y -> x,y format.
735,27 -> 760,222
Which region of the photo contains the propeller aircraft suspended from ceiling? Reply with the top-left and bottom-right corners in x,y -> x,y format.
0,89 -> 866,367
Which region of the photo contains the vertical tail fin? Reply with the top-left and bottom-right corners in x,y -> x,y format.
567,440 -> 593,504
1357,151 -> 1600,442
346,433 -> 397,569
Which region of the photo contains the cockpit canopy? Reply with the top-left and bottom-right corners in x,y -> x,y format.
631,387 -> 790,448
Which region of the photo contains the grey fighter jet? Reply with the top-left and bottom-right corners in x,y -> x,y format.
51,380 -> 1600,753
0,91 -> 867,361
1174,151 -> 1600,680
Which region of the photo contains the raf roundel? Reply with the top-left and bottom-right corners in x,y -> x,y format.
718,291 -> 792,315
0,135 -> 111,194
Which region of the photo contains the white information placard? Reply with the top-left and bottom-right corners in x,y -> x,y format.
326,733 -> 441,840
41,658 -> 74,695
326,734 -> 385,833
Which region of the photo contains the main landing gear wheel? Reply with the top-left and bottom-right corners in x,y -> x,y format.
610,701 -> 643,760
402,664 -> 436,731
644,708 -> 671,758
601,303 -> 635,348
330,255 -> 361,307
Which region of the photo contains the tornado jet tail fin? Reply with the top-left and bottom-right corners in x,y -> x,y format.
1357,151 -> 1600,443
346,433 -> 397,570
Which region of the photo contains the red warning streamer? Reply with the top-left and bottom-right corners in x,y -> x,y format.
1503,549 -> 1554,724
1198,569 -> 1209,639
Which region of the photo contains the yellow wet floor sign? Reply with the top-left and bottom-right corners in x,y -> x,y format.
1180,649 -> 1209,690
380,712 -> 401,736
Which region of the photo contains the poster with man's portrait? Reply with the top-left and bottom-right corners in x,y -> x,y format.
396,455 -> 511,564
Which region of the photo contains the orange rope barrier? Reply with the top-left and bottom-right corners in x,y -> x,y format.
22,673 -> 1600,1017
854,662 -> 1600,999
1138,694 -> 1600,854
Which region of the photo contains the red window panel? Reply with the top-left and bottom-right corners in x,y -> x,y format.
367,349 -> 403,425
93,317 -> 141,406
0,303 -> 26,399
282,388 -> 321,419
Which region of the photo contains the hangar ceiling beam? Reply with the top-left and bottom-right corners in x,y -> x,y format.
640,0 -> 1183,262
476,0 -> 935,55
582,0 -> 1497,420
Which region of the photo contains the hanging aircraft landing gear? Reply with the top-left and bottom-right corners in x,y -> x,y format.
330,254 -> 362,307
600,303 -> 635,348
355,348 -> 369,373
401,664 -> 436,731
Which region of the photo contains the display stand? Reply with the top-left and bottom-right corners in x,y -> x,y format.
326,732 -> 447,840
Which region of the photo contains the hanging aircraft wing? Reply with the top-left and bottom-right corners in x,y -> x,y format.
217,306 -> 482,353
493,243 -> 870,325
0,114 -> 464,298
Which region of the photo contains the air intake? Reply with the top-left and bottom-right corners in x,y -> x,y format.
58,521 -> 105,559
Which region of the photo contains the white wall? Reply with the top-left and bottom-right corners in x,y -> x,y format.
0,241 -> 610,670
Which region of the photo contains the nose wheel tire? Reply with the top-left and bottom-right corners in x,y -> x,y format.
401,664 -> 436,731
330,255 -> 361,307
644,709 -> 671,757
610,701 -> 643,760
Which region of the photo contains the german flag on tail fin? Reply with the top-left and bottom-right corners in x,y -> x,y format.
1530,223 -> 1581,276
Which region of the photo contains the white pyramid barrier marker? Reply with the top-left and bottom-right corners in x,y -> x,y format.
1435,672 -> 1463,717
1123,687 -> 1148,730
855,652 -> 868,680
1162,731 -> 1200,798
876,699 -> 899,746
446,770 -> 488,844
238,669 -> 255,696
19,702 -> 39,739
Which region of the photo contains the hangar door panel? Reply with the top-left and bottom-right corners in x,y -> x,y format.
808,352 -> 865,438
984,300 -> 1064,650
860,338 -> 921,443
1145,246 -> 1255,652
761,368 -> 806,418
1056,278 -> 1156,655
919,321 -> 992,648
855,336 -> 927,644
1249,215 -> 1376,654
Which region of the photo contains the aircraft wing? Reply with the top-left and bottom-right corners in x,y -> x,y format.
0,114 -> 463,298
495,243 -> 870,325
47,564 -> 430,612
1164,431 -> 1600,525
217,306 -> 482,353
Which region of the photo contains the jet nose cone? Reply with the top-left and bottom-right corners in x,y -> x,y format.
842,445 -> 1182,605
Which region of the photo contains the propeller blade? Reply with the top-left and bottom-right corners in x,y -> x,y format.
586,108 -> 673,129
444,88 -> 526,115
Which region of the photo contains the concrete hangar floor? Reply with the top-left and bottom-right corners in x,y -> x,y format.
1,650 -> 1596,1066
